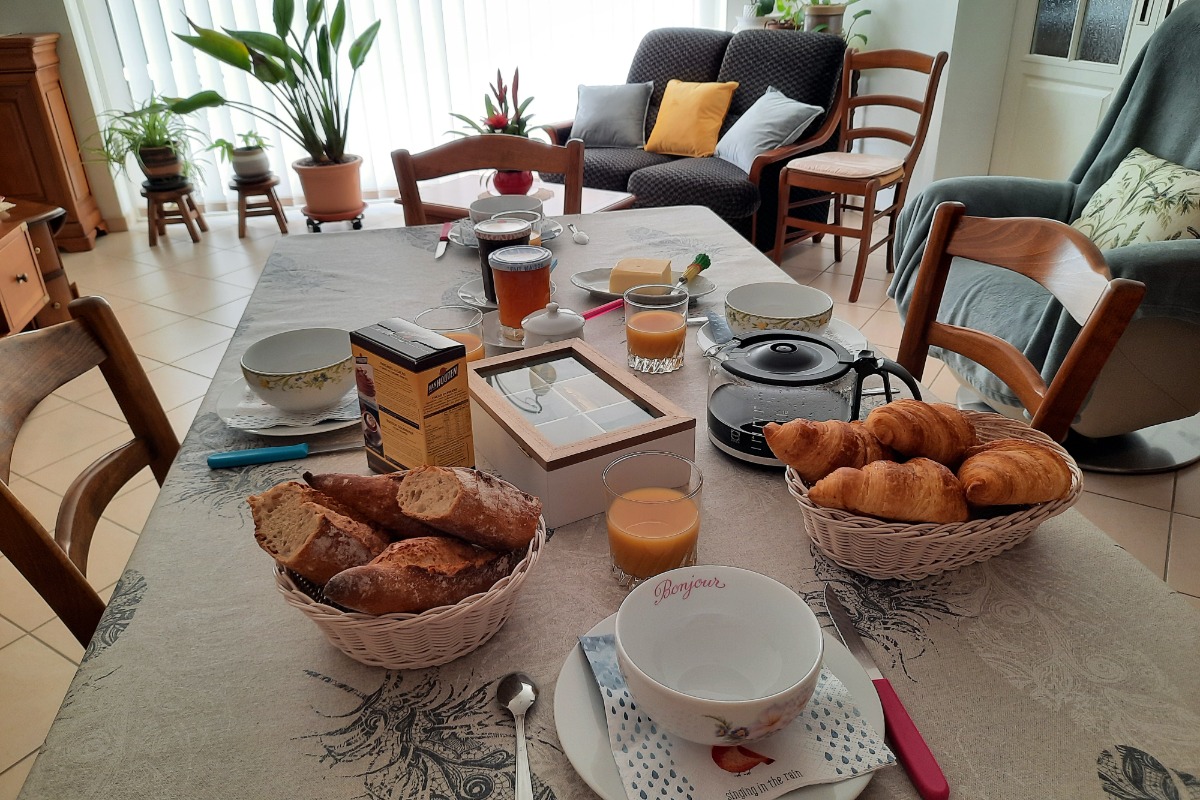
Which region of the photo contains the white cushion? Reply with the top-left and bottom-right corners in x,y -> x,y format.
786,152 -> 905,181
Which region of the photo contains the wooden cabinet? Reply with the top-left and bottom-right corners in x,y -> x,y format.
0,33 -> 105,252
0,199 -> 73,332
0,222 -> 50,334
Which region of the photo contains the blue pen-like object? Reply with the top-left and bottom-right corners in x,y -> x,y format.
207,441 -> 363,469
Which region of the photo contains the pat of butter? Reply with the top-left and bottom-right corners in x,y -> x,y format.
609,258 -> 673,295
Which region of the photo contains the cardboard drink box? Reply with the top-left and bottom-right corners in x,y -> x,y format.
350,318 -> 474,472
468,339 -> 695,527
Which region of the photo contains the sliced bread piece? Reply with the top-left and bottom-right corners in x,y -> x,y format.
394,466 -> 542,551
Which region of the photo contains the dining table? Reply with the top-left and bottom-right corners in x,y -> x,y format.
19,205 -> 1200,800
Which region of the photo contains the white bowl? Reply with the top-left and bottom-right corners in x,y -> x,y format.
240,328 -> 353,413
724,282 -> 834,337
468,195 -> 543,223
614,565 -> 823,745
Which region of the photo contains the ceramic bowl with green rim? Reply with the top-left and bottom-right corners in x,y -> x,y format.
240,328 -> 354,413
724,282 -> 834,337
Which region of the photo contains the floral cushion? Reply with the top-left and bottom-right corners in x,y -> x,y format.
1071,147 -> 1200,249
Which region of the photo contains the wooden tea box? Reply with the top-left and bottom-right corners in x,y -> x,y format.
468,339 -> 695,527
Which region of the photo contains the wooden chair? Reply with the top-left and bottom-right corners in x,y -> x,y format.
0,296 -> 180,646
391,135 -> 585,226
896,202 -> 1146,443
772,48 -> 948,302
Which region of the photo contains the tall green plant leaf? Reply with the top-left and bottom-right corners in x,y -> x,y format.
306,0 -> 325,40
329,1 -> 345,50
273,0 -> 294,39
228,30 -> 289,60
316,25 -> 332,80
178,21 -> 251,71
170,90 -> 227,113
348,21 -> 380,69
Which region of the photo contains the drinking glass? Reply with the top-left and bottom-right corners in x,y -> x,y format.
623,284 -> 689,373
489,245 -> 554,340
603,451 -> 703,588
473,218 -> 532,302
414,305 -> 485,362
491,209 -> 544,246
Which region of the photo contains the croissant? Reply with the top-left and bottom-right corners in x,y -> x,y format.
864,400 -> 977,466
807,458 -> 970,524
763,418 -> 892,484
957,438 -> 1073,506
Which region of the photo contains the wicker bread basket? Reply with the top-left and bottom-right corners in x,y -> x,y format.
274,518 -> 546,669
784,411 -> 1082,581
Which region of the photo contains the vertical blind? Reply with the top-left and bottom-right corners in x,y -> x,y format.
103,1 -> 726,209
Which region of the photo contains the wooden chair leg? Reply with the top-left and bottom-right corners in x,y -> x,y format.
187,194 -> 209,232
147,197 -> 159,247
237,192 -> 248,239
269,189 -> 288,235
886,211 -> 898,273
178,197 -> 201,243
772,173 -> 793,264
832,193 -> 844,261
848,181 -> 880,304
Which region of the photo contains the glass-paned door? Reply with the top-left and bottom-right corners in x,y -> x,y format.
1030,0 -> 1136,63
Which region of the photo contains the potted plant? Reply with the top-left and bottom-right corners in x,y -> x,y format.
773,0 -> 870,46
207,131 -> 272,182
89,96 -> 206,189
450,68 -> 551,195
171,0 -> 380,220
734,0 -> 776,32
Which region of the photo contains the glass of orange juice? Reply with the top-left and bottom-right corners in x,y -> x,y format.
603,451 -> 703,588
624,284 -> 689,373
414,305 -> 485,362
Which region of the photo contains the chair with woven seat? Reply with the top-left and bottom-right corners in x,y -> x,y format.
772,48 -> 948,303
0,296 -> 180,646
896,202 -> 1145,443
392,135 -> 585,226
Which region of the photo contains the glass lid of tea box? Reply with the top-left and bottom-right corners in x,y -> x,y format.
477,355 -> 661,446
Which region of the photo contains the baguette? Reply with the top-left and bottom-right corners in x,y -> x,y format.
302,471 -> 441,539
763,418 -> 892,484
248,481 -> 389,584
957,438 -> 1073,506
324,536 -> 519,614
395,466 -> 542,550
864,399 -> 977,466
807,458 -> 970,524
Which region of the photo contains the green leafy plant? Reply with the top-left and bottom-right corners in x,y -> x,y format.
450,68 -> 550,138
206,131 -> 271,163
170,0 -> 381,165
775,0 -> 871,47
88,95 -> 206,182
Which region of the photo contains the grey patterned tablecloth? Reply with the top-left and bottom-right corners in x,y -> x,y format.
22,206 -> 1200,800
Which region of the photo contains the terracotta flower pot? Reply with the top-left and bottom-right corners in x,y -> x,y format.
493,169 -> 534,196
292,155 -> 364,218
805,4 -> 847,35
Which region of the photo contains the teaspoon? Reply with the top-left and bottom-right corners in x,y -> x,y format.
497,672 -> 538,800
568,223 -> 590,244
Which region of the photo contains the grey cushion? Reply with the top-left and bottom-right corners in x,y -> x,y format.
715,86 -> 823,173
628,156 -> 761,221
570,82 -> 654,148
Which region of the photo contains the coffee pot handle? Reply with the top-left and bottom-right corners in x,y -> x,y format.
849,354 -> 923,420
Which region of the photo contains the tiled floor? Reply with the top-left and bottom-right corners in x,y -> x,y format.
0,203 -> 1197,797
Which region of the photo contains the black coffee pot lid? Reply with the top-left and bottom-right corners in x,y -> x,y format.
719,330 -> 853,386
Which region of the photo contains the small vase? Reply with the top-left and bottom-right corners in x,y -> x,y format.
493,169 -> 534,196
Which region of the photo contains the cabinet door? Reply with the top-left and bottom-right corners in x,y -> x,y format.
0,224 -> 50,335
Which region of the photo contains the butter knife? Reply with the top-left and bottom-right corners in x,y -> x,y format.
207,441 -> 363,469
824,584 -> 950,800
434,221 -> 452,258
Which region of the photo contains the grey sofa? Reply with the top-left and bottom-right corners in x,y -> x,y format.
548,27 -> 846,251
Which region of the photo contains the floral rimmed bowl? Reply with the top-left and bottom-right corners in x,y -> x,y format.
614,565 -> 824,745
724,282 -> 834,337
240,327 -> 353,413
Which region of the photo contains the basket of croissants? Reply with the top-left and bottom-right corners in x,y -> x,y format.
768,399 -> 1082,580
248,465 -> 545,669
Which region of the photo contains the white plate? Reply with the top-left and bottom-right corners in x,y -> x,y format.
449,219 -> 564,248
696,317 -> 870,353
216,377 -> 359,437
458,278 -> 557,310
570,268 -> 716,302
554,614 -> 882,800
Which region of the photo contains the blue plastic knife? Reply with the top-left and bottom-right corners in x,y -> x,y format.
207,441 -> 363,469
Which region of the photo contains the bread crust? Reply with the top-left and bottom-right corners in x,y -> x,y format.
248,481 -> 389,584
808,458 -> 970,523
764,418 -> 892,484
957,438 -> 1073,506
864,399 -> 977,466
324,536 -> 519,614
302,471 -> 441,539
395,466 -> 542,550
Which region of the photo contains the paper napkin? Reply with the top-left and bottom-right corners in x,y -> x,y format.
580,634 -> 894,800
224,385 -> 360,429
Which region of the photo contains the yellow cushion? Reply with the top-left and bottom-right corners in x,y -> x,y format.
645,80 -> 739,158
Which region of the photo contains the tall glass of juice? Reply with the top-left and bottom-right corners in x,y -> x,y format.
623,284 -> 689,373
489,245 -> 554,341
603,451 -> 703,588
414,305 -> 485,362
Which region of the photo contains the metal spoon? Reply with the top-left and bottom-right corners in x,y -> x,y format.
568,223 -> 590,244
497,672 -> 538,800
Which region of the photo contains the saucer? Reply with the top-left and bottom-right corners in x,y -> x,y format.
554,614 -> 882,800
570,268 -> 716,302
458,278 -> 557,310
449,219 -> 563,248
481,309 -> 526,355
696,317 -> 870,353
217,378 -> 360,437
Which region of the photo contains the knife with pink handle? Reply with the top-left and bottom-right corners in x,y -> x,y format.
825,584 -> 950,800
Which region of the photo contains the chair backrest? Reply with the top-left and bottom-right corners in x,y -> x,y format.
838,48 -> 948,183
896,202 -> 1146,442
392,135 -> 585,227
0,296 -> 180,645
